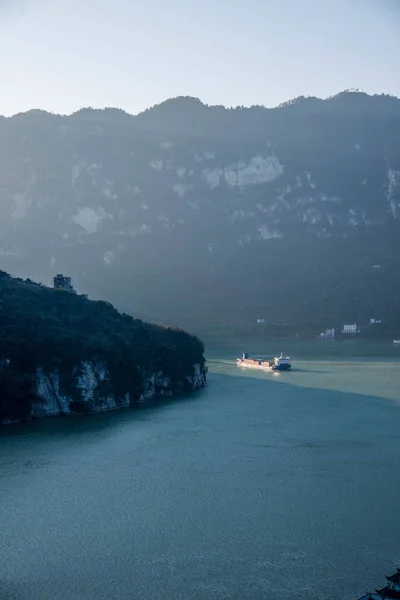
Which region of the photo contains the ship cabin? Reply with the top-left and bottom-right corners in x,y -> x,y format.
274,353 -> 291,366
271,353 -> 291,371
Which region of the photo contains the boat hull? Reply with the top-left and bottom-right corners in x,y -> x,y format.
272,364 -> 291,371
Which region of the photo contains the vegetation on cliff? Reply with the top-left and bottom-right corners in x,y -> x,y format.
0,271 -> 205,422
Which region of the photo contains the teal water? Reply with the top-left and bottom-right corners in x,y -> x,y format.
1,340 -> 400,600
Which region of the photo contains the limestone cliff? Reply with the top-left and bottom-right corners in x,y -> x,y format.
32,361 -> 206,418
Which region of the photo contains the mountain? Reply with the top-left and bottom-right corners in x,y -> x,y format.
0,92 -> 400,335
0,271 -> 206,423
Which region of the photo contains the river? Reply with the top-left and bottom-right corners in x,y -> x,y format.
1,339 -> 400,600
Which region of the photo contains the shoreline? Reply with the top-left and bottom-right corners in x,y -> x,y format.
0,365 -> 207,427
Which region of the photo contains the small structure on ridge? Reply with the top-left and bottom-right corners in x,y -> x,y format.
53,274 -> 76,293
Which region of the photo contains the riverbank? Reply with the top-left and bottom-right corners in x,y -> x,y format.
1,362 -> 207,426
201,335 -> 400,361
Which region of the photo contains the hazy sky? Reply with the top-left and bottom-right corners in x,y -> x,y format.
0,0 -> 399,116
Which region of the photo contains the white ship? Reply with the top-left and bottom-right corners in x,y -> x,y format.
271,353 -> 292,371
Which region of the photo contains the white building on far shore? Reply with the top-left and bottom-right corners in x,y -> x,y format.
342,323 -> 357,334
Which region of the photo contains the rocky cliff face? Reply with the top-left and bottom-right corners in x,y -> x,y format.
1,92 -> 400,331
1,361 -> 206,424
34,361 -> 206,418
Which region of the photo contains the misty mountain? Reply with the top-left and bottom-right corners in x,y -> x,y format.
1,92 -> 400,334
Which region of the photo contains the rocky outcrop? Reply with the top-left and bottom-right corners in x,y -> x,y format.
33,361 -> 206,418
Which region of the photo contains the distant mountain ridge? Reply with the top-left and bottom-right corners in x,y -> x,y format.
0,91 -> 400,334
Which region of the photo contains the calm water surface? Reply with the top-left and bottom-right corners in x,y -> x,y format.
1,340 -> 400,600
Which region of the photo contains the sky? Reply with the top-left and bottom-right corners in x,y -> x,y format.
0,0 -> 399,116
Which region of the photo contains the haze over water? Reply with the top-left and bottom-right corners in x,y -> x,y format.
1,339 -> 400,600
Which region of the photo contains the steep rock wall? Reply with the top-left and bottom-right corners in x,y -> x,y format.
32,361 -> 206,418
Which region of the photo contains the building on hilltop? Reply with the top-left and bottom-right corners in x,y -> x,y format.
357,568 -> 400,600
342,323 -> 357,334
53,274 -> 76,293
